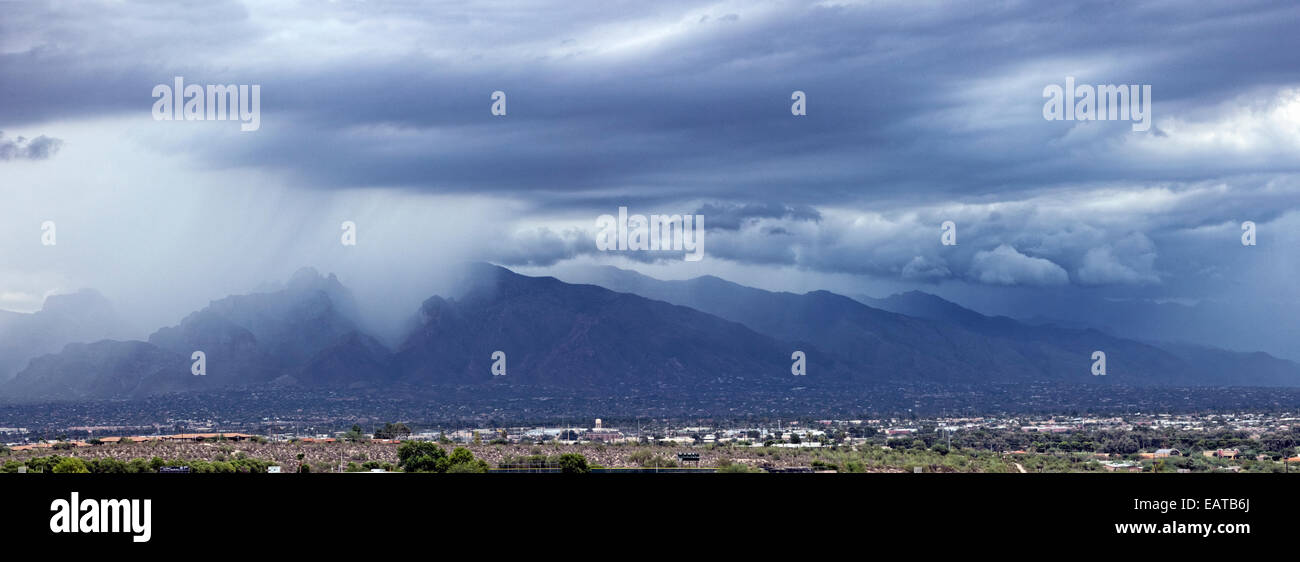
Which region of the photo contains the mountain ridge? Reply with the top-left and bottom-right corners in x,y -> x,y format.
555,265 -> 1300,388
4,263 -> 1297,401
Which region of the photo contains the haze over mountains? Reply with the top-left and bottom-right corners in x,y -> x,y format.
0,290 -> 128,381
5,268 -> 369,399
1,263 -> 1297,402
1012,298 -> 1300,364
390,264 -> 833,390
552,266 -> 1300,388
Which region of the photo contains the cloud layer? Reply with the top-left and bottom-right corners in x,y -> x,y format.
1,0 -> 1297,357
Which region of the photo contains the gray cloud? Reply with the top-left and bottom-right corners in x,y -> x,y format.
695,202 -> 821,231
901,256 -> 952,282
969,244 -> 1070,287
5,1 -> 1299,205
1,0 -> 1298,357
1076,234 -> 1161,286
0,132 -> 63,160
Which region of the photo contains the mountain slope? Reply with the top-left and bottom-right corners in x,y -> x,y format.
557,265 -> 1300,387
860,290 -> 1300,387
284,331 -> 393,388
174,267 -> 363,367
3,269 -> 384,399
393,264 -> 847,389
6,264 -> 1297,401
0,290 -> 128,381
5,340 -> 194,400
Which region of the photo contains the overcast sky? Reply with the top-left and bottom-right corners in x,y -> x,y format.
1,0 -> 1297,353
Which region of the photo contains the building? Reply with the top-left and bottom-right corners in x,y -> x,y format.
584,428 -> 623,442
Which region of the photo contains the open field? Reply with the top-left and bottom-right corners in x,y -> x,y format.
0,438 -> 1003,473
7,437 -> 1299,474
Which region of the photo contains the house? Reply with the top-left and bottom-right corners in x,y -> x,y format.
1153,448 -> 1180,458
160,433 -> 255,442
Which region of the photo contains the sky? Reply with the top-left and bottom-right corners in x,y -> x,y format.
1,0 -> 1297,355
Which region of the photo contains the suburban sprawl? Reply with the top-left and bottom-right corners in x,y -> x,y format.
5,412 -> 1300,474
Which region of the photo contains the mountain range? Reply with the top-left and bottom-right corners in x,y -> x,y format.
552,266 -> 1300,387
2,263 -> 1296,401
0,289 -> 128,382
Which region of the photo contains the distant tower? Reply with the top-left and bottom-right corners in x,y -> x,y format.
595,418 -> 603,429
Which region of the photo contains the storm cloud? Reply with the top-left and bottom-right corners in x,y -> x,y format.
1,0 -> 1297,356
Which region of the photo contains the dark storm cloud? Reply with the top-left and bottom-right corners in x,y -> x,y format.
2,0 -> 1299,296
4,0 -> 1296,204
695,202 -> 821,231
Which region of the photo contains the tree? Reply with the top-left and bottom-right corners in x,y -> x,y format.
52,457 -> 90,473
447,451 -> 490,473
396,442 -> 490,473
90,458 -> 128,474
27,456 -> 58,473
449,446 -> 476,466
343,424 -> 366,442
398,441 -> 449,473
446,461 -> 486,473
558,453 -> 590,474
